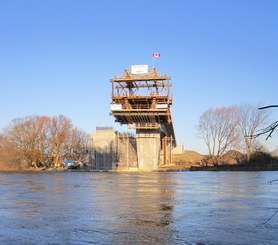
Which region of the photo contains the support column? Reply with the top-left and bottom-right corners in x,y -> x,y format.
136,129 -> 161,171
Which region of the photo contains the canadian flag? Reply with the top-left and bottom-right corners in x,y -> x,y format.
152,53 -> 160,58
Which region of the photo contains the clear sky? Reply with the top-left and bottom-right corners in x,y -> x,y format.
1,0 -> 278,154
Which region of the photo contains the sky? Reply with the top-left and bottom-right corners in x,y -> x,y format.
1,0 -> 278,154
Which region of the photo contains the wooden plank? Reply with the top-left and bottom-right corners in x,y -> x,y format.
111,76 -> 171,83
115,84 -> 171,89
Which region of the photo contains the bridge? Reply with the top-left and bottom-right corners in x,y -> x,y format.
110,66 -> 176,170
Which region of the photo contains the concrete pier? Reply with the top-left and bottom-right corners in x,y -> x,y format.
136,129 -> 161,171
92,127 -> 138,171
92,127 -> 117,171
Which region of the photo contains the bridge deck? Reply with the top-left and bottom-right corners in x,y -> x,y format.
111,108 -> 176,147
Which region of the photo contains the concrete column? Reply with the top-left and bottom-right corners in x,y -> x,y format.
136,129 -> 161,171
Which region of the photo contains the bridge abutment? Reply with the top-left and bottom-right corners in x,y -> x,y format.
136,129 -> 161,171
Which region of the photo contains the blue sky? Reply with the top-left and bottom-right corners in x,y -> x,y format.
1,0 -> 278,154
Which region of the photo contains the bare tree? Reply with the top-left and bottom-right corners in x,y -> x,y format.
49,115 -> 73,168
236,104 -> 269,162
68,128 -> 90,161
0,133 -> 22,170
3,115 -> 52,168
35,116 -> 52,167
198,106 -> 239,165
0,114 -> 90,169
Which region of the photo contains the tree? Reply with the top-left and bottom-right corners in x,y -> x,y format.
67,127 -> 90,161
0,133 -> 23,169
3,115 -> 52,168
49,115 -> 73,168
236,104 -> 269,162
0,114 -> 90,169
34,116 -> 52,167
197,106 -> 239,165
48,115 -> 90,167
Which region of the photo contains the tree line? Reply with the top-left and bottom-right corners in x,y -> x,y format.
197,104 -> 270,165
0,115 -> 90,170
0,104 -> 274,170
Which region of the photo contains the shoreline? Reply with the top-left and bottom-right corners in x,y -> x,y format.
1,164 -> 278,173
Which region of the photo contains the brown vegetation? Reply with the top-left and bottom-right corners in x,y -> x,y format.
0,115 -> 89,170
167,149 -> 278,171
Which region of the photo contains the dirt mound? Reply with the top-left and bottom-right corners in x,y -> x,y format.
173,150 -> 205,164
221,150 -> 245,164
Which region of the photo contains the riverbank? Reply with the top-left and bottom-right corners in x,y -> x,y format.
189,164 -> 278,171
1,163 -> 278,172
1,148 -> 278,172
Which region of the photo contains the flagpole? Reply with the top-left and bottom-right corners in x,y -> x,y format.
152,55 -> 155,69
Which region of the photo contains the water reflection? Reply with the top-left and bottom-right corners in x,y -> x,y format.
87,173 -> 178,244
0,172 -> 278,244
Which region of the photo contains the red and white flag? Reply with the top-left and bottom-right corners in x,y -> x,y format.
152,53 -> 160,58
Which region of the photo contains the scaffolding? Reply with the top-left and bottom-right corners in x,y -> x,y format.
110,67 -> 176,147
110,67 -> 176,168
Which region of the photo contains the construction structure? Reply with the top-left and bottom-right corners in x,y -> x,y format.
91,127 -> 117,170
110,65 -> 176,170
91,127 -> 137,171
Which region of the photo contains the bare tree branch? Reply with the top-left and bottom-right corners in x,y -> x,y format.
243,105 -> 277,140
249,121 -> 278,140
269,179 -> 278,185
261,209 -> 278,225
259,105 -> 278,110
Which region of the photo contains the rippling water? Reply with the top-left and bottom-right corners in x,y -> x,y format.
0,171 -> 278,244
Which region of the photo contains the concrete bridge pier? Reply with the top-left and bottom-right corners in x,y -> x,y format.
136,129 -> 161,171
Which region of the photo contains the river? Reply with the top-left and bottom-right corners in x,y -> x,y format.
0,171 -> 277,244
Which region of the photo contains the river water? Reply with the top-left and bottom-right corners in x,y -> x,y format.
0,171 -> 277,244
